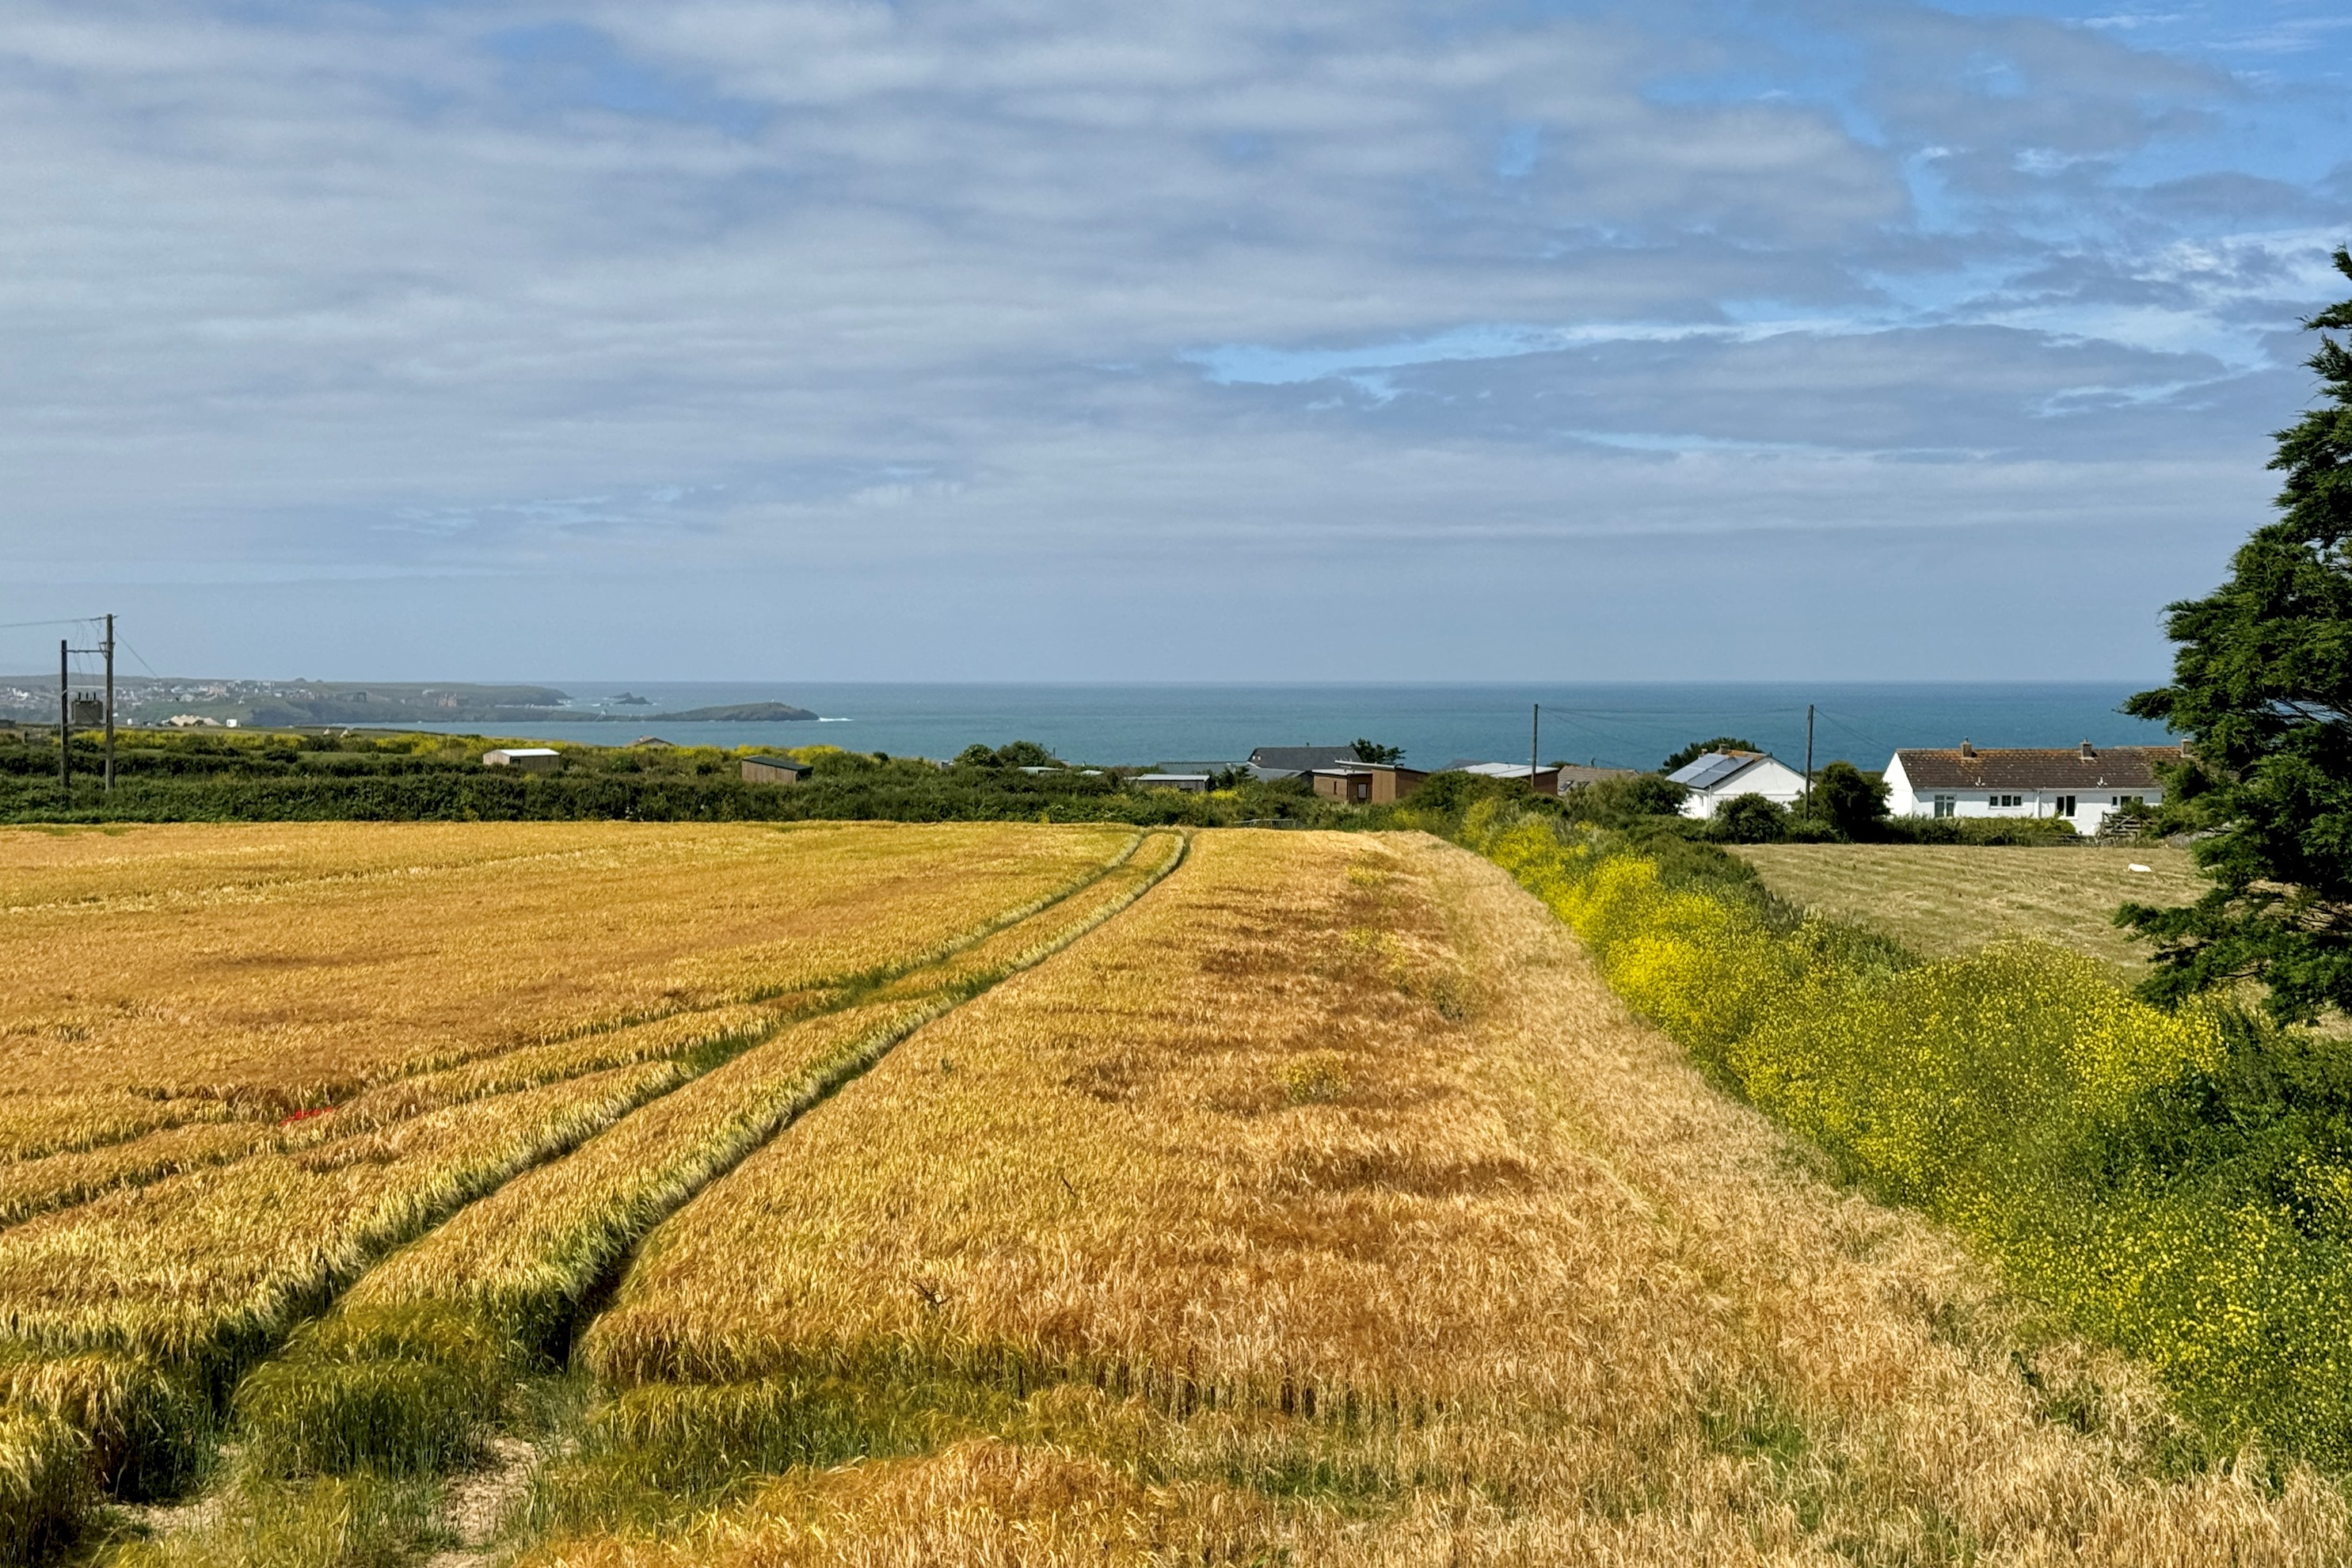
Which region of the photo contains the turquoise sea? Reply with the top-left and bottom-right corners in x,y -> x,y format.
389,682 -> 2172,772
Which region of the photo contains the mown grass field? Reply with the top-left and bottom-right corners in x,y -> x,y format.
1730,842 -> 2206,974
0,821 -> 2340,1566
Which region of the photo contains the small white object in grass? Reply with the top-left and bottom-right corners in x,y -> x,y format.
2129,863 -> 2152,873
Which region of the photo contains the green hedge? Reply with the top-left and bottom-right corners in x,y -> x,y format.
1452,799 -> 2352,1471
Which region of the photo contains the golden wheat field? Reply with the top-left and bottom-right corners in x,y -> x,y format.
0,821 -> 2342,1567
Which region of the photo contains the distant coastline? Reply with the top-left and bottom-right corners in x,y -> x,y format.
379,680 -> 2175,772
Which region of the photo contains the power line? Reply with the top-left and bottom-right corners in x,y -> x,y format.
0,615 -> 105,632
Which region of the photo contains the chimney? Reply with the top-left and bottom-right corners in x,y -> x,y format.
2080,740 -> 2095,759
1958,738 -> 1974,757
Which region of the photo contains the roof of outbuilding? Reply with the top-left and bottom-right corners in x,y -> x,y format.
741,754 -> 810,771
1248,745 -> 1365,771
1893,746 -> 2180,790
485,747 -> 559,758
1666,751 -> 1777,790
1452,761 -> 1555,778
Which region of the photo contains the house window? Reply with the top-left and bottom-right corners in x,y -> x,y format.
2055,795 -> 2076,816
1932,794 -> 1955,818
1991,794 -> 2023,809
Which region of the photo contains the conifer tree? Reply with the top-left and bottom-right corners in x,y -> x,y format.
2122,246 -> 2352,1022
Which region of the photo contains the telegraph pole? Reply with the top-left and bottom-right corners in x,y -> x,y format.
1803,703 -> 1815,819
102,614 -> 116,792
1530,703 -> 1540,791
57,639 -> 69,794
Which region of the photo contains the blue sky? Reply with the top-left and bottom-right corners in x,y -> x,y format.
1,0 -> 2346,681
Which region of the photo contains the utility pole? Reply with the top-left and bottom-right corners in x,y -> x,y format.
102,613 -> 115,793
57,638 -> 69,794
1530,703 -> 1540,792
1804,703 -> 1815,819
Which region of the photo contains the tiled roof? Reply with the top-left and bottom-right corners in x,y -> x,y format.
1893,746 -> 2179,790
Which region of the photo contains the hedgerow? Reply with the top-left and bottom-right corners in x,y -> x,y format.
1450,798 -> 2352,1471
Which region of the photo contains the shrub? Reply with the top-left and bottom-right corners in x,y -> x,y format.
1711,794 -> 1789,843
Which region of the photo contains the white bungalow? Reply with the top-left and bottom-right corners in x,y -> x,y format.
1666,750 -> 1807,820
1883,740 -> 2179,832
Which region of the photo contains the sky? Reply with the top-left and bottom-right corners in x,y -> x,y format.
2,0 -> 2347,683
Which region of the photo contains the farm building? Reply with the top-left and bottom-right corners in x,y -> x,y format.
1884,741 -> 2179,831
481,747 -> 561,773
1307,763 -> 1429,803
1132,773 -> 1212,793
740,755 -> 813,785
1667,750 -> 1806,819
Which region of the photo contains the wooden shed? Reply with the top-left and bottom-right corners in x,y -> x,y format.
1308,763 -> 1429,804
741,755 -> 813,785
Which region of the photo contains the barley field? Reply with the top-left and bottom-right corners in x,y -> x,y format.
1731,842 -> 2205,974
0,821 -> 2342,1566
0,820 -> 1155,1557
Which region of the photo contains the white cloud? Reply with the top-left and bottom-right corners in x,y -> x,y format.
0,0 -> 2341,676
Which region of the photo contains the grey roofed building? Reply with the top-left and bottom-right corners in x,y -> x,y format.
1248,745 -> 1367,776
1556,764 -> 1638,790
1890,744 -> 2180,792
1667,751 -> 1769,791
1665,749 -> 1809,820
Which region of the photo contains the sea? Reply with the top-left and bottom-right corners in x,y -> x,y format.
386,682 -> 2174,772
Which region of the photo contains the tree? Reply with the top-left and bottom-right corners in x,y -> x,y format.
1713,793 -> 1788,843
1350,738 -> 1404,763
2120,246 -> 2352,1025
1815,760 -> 1890,839
952,740 -> 1060,770
1661,736 -> 1758,772
1616,774 -> 1690,816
